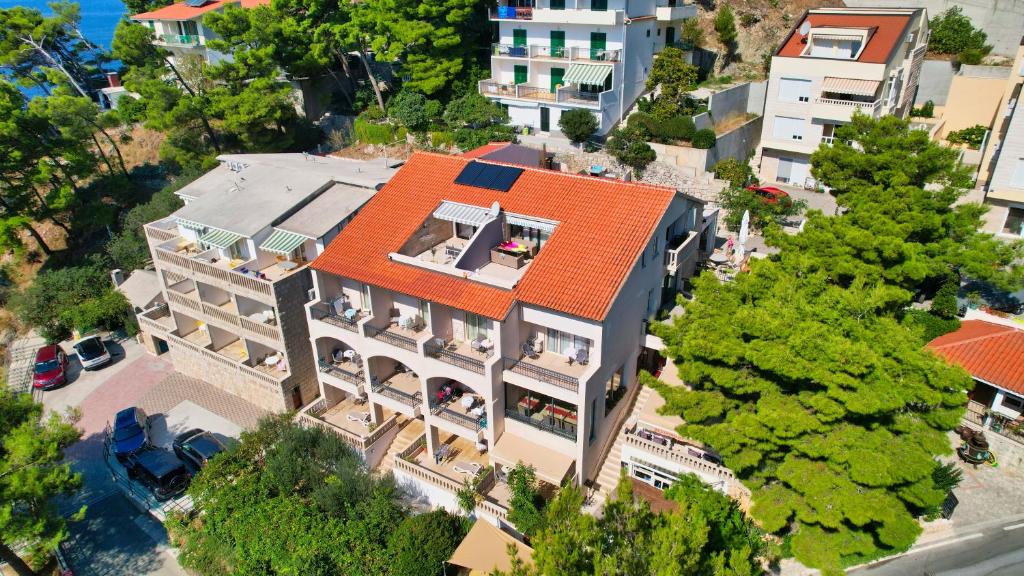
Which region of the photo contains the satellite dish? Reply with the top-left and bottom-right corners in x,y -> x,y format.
490,201 -> 501,217
799,21 -> 811,36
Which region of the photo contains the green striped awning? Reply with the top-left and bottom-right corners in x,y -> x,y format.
199,228 -> 242,249
563,64 -> 611,86
259,228 -> 308,256
176,218 -> 204,231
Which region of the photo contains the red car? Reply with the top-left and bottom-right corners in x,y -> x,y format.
32,344 -> 69,390
746,185 -> 793,207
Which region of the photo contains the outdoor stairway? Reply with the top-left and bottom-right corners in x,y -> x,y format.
376,417 -> 425,474
591,385 -> 654,504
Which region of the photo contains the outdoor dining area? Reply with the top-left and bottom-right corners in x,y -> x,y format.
504,383 -> 578,440
408,431 -> 490,482
431,380 -> 488,433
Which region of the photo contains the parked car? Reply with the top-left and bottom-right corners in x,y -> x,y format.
173,428 -> 229,471
32,344 -> 69,390
72,335 -> 111,370
746,185 -> 793,207
123,448 -> 191,501
111,407 -> 150,461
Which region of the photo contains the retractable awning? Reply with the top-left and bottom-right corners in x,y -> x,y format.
176,218 -> 204,231
199,228 -> 242,249
433,201 -> 492,227
260,228 -> 308,255
506,213 -> 557,233
493,433 -> 575,485
822,77 -> 880,97
564,63 -> 612,86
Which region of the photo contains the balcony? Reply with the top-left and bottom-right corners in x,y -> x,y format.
137,303 -> 174,336
504,350 -> 585,393
393,432 -> 490,497
504,404 -> 576,440
318,359 -> 365,390
490,5 -> 534,19
296,395 -> 399,454
656,3 -> 696,20
309,301 -> 362,333
811,97 -> 882,122
370,370 -> 423,409
491,44 -> 621,63
623,424 -> 735,483
152,240 -> 274,303
479,80 -> 613,110
665,231 -> 699,274
366,324 -> 421,353
429,391 -> 487,436
156,34 -> 201,47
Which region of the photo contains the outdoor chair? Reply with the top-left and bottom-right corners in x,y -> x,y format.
522,342 -> 539,359
453,461 -> 482,476
347,412 -> 371,426
576,348 -> 589,366
331,349 -> 345,363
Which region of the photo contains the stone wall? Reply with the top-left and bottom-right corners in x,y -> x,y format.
167,342 -> 287,413
276,269 -> 318,410
647,116 -> 762,173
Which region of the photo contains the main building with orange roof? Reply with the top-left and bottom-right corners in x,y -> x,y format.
303,151 -> 717,509
756,6 -> 928,187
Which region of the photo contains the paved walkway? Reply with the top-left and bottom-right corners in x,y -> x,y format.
135,373 -> 269,431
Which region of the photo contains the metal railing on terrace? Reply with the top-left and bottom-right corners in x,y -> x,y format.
429,401 -> 485,432
491,43 -> 621,62
158,34 -> 201,46
318,360 -> 365,387
503,356 -> 579,392
365,325 -> 418,352
424,340 -> 486,374
309,302 -> 361,332
371,379 -> 422,407
504,407 -> 576,440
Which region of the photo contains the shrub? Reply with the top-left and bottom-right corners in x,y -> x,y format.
929,6 -> 990,55
911,100 -> 935,118
902,308 -> 961,342
453,124 -> 515,151
354,115 -> 407,145
740,13 -> 760,28
946,124 -> 987,149
713,157 -> 755,188
507,463 -> 546,537
387,510 -> 467,576
691,128 -> 716,149
387,91 -> 440,132
443,93 -> 507,128
429,130 -> 455,149
645,49 -> 699,101
558,108 -> 599,144
714,5 -> 737,47
607,125 -> 657,175
931,277 -> 960,319
957,47 -> 985,65
681,18 -> 703,48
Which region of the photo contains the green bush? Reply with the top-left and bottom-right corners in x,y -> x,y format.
946,124 -> 987,149
607,125 -> 657,175
453,124 -> 515,151
691,128 -> 716,149
387,90 -> 441,132
957,47 -> 986,65
354,115 -> 407,145
911,100 -> 935,118
429,130 -> 455,149
558,108 -> 599,144
387,510 -> 467,576
713,157 -> 755,188
902,308 -> 961,342
931,277 -> 959,319
929,6 -> 990,55
714,5 -> 737,47
629,112 -> 695,143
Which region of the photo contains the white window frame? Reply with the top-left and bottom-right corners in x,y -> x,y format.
772,116 -> 805,141
778,77 -> 811,103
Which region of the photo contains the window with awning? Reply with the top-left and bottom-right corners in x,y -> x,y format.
822,77 -> 880,97
259,228 -> 309,256
506,213 -> 557,233
199,228 -> 242,249
563,63 -> 612,86
432,201 -> 493,227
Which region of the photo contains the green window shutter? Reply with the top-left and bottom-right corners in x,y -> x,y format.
514,65 -> 528,85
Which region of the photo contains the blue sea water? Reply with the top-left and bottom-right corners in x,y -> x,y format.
0,0 -> 126,50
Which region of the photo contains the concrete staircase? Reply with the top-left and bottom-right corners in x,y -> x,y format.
377,417 -> 425,474
591,385 -> 654,503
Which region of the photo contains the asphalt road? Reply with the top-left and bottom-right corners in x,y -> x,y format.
852,518 -> 1024,576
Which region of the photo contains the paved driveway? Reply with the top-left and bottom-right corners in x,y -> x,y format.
39,338 -> 269,576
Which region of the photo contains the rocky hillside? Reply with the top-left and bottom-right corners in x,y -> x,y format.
690,0 -> 844,80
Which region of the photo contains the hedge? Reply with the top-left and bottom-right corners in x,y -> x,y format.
354,117 -> 407,145
692,128 -> 717,149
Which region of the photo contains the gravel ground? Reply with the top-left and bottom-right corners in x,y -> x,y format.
551,150 -> 725,202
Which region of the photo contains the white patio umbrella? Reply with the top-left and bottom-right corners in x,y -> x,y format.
735,210 -> 750,265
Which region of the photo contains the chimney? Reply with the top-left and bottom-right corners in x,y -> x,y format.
106,72 -> 121,88
111,269 -> 124,287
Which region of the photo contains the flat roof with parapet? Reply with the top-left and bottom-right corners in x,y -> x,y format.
171,154 -> 396,238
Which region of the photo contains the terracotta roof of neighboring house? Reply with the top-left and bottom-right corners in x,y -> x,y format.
133,0 -> 268,21
462,142 -> 510,159
776,12 -> 913,64
311,152 -> 677,321
927,320 -> 1024,395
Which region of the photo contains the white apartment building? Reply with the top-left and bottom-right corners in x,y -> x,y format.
131,0 -> 269,68
757,7 -> 928,186
979,41 -> 1024,239
299,152 -> 717,524
480,0 -> 696,135
137,154 -> 395,413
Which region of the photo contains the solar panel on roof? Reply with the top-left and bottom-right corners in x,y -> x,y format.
453,161 -> 523,192
184,0 -> 211,7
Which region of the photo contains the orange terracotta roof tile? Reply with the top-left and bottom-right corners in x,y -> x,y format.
777,12 -> 912,64
928,320 -> 1024,395
132,0 -> 264,21
312,152 -> 677,322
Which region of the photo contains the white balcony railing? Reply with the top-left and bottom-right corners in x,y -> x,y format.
491,44 -> 621,62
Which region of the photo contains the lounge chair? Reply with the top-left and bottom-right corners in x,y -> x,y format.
575,348 -> 589,366
331,349 -> 345,363
453,461 -> 482,476
347,412 -> 371,426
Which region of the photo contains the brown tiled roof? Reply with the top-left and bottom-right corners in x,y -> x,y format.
776,12 -> 912,64
311,152 -> 676,321
927,320 -> 1024,395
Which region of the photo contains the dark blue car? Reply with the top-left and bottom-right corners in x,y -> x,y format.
112,407 -> 150,461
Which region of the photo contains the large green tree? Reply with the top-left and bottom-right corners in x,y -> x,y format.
652,114 -> 1020,574
0,393 -> 83,576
